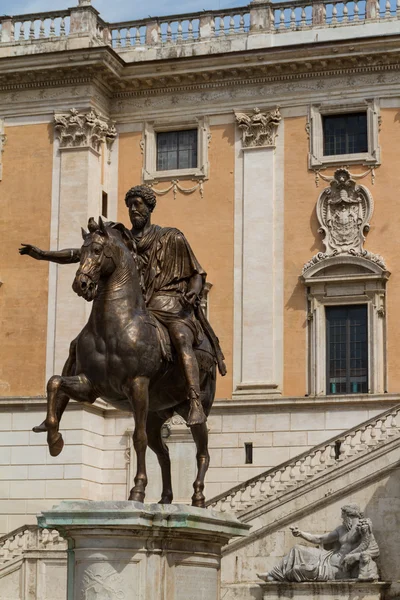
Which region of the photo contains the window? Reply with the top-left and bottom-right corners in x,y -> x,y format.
142,117 -> 209,182
326,305 -> 368,395
308,100 -> 380,169
323,113 -> 368,156
157,130 -> 198,171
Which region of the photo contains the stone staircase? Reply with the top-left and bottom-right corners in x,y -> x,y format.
208,404 -> 400,600
0,525 -> 67,600
206,403 -> 400,516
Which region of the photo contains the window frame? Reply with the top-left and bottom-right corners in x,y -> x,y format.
302,256 -> 389,397
156,129 -> 198,172
325,304 -> 369,396
142,116 -> 210,182
308,100 -> 381,169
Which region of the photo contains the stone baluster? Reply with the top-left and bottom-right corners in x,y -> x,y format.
39,18 -> 45,38
230,492 -> 237,510
287,463 -> 297,486
19,21 -> 25,41
290,6 -> 296,29
342,1 -> 349,23
126,28 -> 131,47
331,2 -> 338,23
279,9 -> 286,29
388,411 -> 398,436
239,13 -> 245,32
385,0 -> 391,17
135,28 -> 141,46
376,0 -> 381,18
397,0 -> 400,17
359,427 -> 367,450
49,18 -> 55,37
115,28 -> 121,47
188,19 -> 194,41
175,20 -> 182,42
380,417 -> 388,440
298,459 -> 307,480
60,17 -> 66,37
300,6 -> 307,27
354,1 -> 360,21
29,20 -> 35,40
250,481 -> 258,500
368,422 -> 378,445
219,16 -> 225,36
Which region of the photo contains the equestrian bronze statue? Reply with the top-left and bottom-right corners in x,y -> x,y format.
19,186 -> 226,508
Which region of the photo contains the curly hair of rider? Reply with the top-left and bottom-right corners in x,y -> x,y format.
124,185 -> 157,213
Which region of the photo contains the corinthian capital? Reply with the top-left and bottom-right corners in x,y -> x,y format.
54,109 -> 117,153
235,107 -> 281,148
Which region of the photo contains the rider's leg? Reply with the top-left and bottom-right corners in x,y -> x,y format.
168,322 -> 206,426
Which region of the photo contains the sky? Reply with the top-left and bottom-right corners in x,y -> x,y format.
0,0 -> 247,21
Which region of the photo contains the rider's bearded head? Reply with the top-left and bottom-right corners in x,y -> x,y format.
125,185 -> 157,230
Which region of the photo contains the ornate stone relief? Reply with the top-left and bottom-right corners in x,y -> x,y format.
235,107 -> 281,148
82,565 -> 125,600
149,179 -> 204,200
54,108 -> 117,155
302,168 -> 385,274
0,119 -> 6,181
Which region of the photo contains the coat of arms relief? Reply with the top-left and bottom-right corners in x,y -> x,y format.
303,169 -> 385,274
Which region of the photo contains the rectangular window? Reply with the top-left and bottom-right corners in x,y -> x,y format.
323,113 -> 368,156
326,305 -> 368,395
244,443 -> 253,464
156,129 -> 198,171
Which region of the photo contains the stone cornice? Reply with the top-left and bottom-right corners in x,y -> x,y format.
0,36 -> 399,98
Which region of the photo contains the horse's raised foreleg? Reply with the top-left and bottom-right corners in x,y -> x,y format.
45,374 -> 96,457
127,377 -> 149,503
190,422 -> 210,508
33,339 -> 77,433
146,412 -> 173,504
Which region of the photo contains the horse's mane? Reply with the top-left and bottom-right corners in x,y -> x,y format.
86,217 -> 138,263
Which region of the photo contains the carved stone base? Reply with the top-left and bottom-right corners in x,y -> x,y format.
37,501 -> 249,600
258,581 -> 391,600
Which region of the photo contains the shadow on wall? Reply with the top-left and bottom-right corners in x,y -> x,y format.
363,467 -> 400,598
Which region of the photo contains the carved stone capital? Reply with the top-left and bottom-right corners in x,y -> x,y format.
235,107 -> 281,148
54,108 -> 117,154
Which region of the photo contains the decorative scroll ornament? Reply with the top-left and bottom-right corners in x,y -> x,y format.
303,168 -> 386,274
235,107 -> 281,148
0,119 -> 6,181
149,179 -> 204,200
54,109 -> 117,156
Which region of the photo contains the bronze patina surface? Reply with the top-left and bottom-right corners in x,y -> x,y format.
19,186 -> 226,507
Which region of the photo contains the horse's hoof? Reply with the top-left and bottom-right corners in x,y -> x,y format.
32,421 -> 47,433
129,491 -> 145,503
158,496 -> 173,505
191,495 -> 206,509
48,434 -> 64,457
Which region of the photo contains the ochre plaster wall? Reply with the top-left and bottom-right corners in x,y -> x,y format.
366,107 -> 400,392
0,124 -> 52,396
283,109 -> 400,396
118,125 -> 235,399
283,116 -> 316,397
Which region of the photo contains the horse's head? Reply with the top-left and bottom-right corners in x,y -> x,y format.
73,217 -> 120,302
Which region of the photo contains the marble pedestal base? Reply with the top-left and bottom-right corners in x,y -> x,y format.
258,581 -> 391,600
38,501 -> 249,600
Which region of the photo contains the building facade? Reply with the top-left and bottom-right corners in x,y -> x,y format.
0,1 -> 400,597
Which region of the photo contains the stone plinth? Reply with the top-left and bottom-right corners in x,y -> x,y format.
38,501 -> 249,600
258,581 -> 391,600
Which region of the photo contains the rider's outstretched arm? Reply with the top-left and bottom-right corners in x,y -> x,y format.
19,244 -> 81,264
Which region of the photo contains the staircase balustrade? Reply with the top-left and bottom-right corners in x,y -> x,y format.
206,404 -> 400,514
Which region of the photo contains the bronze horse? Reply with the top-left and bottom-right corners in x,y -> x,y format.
43,218 -> 216,507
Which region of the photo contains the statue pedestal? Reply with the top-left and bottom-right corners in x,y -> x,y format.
38,501 -> 249,600
258,581 -> 391,600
